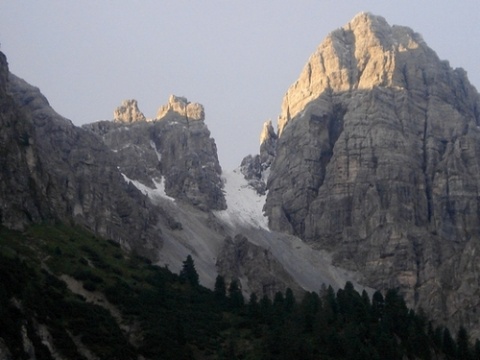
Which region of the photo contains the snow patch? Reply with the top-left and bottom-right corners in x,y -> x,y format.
149,140 -> 162,161
214,168 -> 268,230
121,174 -> 174,202
213,169 -> 369,293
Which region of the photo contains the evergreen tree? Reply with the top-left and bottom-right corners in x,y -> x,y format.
179,255 -> 199,286
284,288 -> 296,313
272,291 -> 286,327
442,328 -> 456,359
300,291 -> 320,333
248,293 -> 259,318
337,281 -> 368,323
214,275 -> 226,302
384,289 -> 409,338
323,285 -> 338,324
376,329 -> 401,360
361,289 -> 371,309
259,294 -> 273,324
474,339 -> 480,360
433,326 -> 444,351
371,290 -> 385,321
456,326 -> 472,360
273,291 -> 284,308
228,279 -> 244,310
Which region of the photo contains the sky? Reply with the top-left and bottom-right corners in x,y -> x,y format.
1,1 -> 479,170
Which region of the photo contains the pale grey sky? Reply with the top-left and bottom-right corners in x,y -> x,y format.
1,1 -> 479,170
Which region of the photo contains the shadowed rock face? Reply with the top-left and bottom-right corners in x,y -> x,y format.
240,120 -> 277,195
0,53 -> 161,256
0,52 -> 42,229
264,13 -> 480,336
83,96 -> 226,211
216,234 -> 304,299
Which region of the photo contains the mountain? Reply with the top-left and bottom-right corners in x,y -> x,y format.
0,52 -> 167,258
1,10 -> 480,349
0,45 -> 359,299
83,95 -> 226,212
254,12 -> 480,337
82,95 -> 363,297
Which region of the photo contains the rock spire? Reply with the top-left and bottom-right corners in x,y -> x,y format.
114,99 -> 146,123
156,95 -> 205,121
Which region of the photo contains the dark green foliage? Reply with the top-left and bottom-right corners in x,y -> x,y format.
0,224 -> 477,360
259,294 -> 273,325
227,279 -> 244,311
214,274 -> 226,303
300,291 -> 320,333
179,254 -> 199,286
247,292 -> 259,322
457,326 -> 472,360
371,290 -> 385,321
284,288 -> 296,313
443,327 -> 457,358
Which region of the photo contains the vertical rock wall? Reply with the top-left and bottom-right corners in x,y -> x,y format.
264,13 -> 480,336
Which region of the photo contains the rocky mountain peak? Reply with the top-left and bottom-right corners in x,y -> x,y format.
239,120 -> 278,195
84,94 -> 226,211
113,99 -> 146,123
259,120 -> 276,145
264,13 -> 480,336
277,12 -> 442,135
0,52 -> 8,94
156,94 -> 205,121
259,120 -> 277,165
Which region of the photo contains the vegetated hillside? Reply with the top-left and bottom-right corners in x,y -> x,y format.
1,224 -> 478,359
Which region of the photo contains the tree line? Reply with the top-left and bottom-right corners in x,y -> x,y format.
180,254 -> 480,359
1,224 -> 479,360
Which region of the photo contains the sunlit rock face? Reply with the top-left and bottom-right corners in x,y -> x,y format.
114,99 -> 146,123
264,13 -> 480,336
156,95 -> 205,121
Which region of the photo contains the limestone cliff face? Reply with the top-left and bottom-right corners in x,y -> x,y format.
240,120 -> 277,194
114,99 -> 146,123
156,95 -> 205,121
265,13 -> 480,335
0,52 -> 42,229
0,52 -> 161,256
216,234 -> 304,299
84,96 -> 226,211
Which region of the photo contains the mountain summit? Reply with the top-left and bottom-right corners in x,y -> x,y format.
261,12 -> 480,336
1,12 -> 480,350
278,12 -> 477,134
